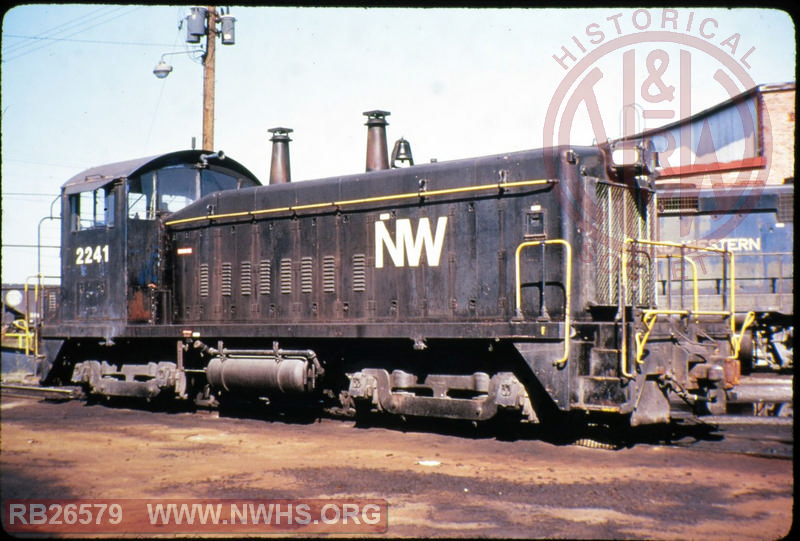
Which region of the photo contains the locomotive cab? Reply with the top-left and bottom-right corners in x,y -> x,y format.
54,151 -> 261,341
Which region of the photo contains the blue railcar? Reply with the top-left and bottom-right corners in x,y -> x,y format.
657,183 -> 793,371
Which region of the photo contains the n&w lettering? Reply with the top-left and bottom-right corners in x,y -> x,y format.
375,217 -> 448,268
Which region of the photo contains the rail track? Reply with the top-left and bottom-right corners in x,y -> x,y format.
0,383 -> 83,401
2,377 -> 792,460
665,414 -> 793,459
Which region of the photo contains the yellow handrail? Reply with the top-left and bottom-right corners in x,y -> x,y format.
4,320 -> 35,354
654,254 -> 702,313
622,238 -> 744,370
514,239 -> 572,367
732,311 -> 757,359
634,312 -> 659,365
167,178 -> 554,226
683,256 -> 699,313
23,277 -> 40,358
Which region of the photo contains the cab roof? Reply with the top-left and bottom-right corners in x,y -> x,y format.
61,150 -> 262,195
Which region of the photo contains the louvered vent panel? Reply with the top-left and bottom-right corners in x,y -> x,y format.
199,264 -> 209,297
322,256 -> 336,293
258,260 -> 271,295
352,254 -> 366,292
280,258 -> 293,295
301,257 -> 313,294
221,263 -> 232,297
240,261 -> 252,296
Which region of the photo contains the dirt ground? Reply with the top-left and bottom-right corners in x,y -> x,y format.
0,396 -> 793,539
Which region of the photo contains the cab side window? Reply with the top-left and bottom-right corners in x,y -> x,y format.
128,173 -> 156,220
70,186 -> 115,231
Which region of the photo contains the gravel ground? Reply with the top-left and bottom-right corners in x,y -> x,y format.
0,396 -> 793,539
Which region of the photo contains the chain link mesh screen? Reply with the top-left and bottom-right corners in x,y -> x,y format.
595,183 -> 655,306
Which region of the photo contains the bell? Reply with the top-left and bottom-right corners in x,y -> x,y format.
391,138 -> 414,168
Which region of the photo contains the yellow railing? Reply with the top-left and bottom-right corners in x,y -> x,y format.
167,178 -> 554,226
13,274 -> 59,359
620,238 -> 755,375
514,239 -> 572,367
3,319 -> 36,355
23,278 -> 40,358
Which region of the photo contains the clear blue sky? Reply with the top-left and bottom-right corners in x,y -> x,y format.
1,5 -> 795,284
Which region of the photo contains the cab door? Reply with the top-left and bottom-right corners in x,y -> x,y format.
125,172 -> 162,323
61,181 -> 125,323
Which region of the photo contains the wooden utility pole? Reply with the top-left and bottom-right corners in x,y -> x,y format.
202,6 -> 216,151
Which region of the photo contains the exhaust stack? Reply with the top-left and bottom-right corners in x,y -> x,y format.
364,110 -> 390,172
268,127 -> 292,184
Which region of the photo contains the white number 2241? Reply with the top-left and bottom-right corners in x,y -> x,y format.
75,245 -> 109,265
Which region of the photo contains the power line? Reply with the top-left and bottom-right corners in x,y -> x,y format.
3,244 -> 60,249
7,5 -> 115,48
1,157 -> 89,169
2,193 -> 60,198
2,4 -> 114,55
3,6 -> 144,62
3,5 -> 136,56
3,34 -> 178,49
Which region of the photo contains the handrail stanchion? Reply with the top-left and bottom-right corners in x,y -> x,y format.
514,239 -> 572,367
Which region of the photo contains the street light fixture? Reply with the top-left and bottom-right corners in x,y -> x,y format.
152,60 -> 172,79
152,50 -> 203,79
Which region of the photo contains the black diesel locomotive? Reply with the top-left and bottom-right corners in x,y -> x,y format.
42,111 -> 745,427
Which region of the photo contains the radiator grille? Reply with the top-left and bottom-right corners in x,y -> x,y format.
595,183 -> 655,306
658,194 -> 698,214
778,192 -> 794,222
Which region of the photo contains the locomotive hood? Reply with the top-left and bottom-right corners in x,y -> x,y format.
61,150 -> 262,195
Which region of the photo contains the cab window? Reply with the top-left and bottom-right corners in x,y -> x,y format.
128,173 -> 156,220
201,168 -> 244,196
70,185 -> 115,231
157,166 -> 198,213
126,164 -> 251,219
